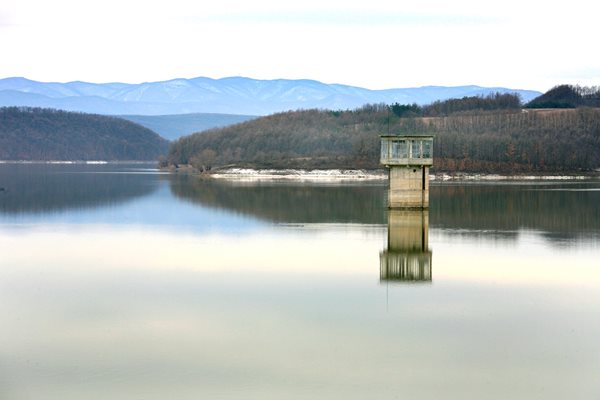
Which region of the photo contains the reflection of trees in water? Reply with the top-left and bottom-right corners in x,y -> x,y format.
430,183 -> 600,240
0,164 -> 158,214
169,176 -> 388,224
170,176 -> 600,243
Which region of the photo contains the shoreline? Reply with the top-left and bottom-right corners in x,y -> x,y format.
210,168 -> 386,182
2,161 -> 597,182
209,168 -> 599,182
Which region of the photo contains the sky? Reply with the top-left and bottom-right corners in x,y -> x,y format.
0,0 -> 598,91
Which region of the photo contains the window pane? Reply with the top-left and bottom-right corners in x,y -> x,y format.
391,140 -> 399,159
411,140 -> 421,158
398,140 -> 408,158
381,140 -> 389,160
391,140 -> 407,159
422,140 -> 432,158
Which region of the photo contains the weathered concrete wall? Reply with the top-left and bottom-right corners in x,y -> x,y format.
388,165 -> 429,209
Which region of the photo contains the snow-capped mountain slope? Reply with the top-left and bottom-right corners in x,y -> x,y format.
0,76 -> 541,115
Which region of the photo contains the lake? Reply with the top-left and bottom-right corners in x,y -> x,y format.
1,163 -> 599,400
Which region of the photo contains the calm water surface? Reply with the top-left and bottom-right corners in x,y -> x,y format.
1,164 -> 599,399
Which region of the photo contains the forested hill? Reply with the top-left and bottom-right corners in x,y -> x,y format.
167,96 -> 600,173
0,107 -> 169,161
526,84 -> 600,109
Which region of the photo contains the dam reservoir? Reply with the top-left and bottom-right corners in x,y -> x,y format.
0,163 -> 599,400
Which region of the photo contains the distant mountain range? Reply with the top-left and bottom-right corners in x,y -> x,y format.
119,113 -> 256,141
0,76 -> 541,116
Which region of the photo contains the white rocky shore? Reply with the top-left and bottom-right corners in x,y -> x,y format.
211,168 -> 387,182
210,168 -> 595,182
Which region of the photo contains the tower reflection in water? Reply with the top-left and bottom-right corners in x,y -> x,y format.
380,210 -> 432,283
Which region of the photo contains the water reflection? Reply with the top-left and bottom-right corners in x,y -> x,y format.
380,210 -> 432,283
430,181 -> 600,242
0,163 -> 160,214
1,167 -> 600,399
2,162 -> 598,247
169,176 -> 600,244
170,175 -> 387,224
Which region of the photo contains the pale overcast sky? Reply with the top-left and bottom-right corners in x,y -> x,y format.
0,0 -> 598,91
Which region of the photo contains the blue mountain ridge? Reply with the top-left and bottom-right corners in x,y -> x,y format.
0,76 -> 541,116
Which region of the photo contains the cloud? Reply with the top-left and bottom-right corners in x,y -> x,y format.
178,11 -> 503,27
0,0 -> 597,91
0,9 -> 12,27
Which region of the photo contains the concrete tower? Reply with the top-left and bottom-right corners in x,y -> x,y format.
380,135 -> 433,209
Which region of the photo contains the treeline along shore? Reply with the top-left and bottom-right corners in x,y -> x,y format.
167,85 -> 600,174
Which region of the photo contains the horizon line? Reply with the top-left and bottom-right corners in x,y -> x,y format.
0,75 -> 543,93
